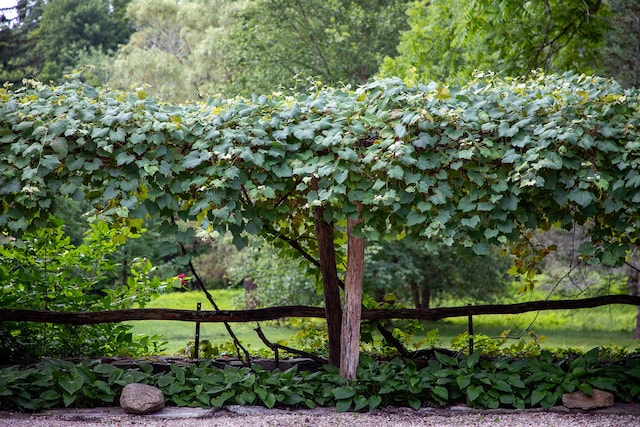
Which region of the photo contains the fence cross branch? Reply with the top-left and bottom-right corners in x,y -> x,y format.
2,295 -> 639,325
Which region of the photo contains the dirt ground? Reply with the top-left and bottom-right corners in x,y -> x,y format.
2,404 -> 640,427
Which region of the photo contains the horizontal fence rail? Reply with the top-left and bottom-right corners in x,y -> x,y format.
2,294 -> 639,325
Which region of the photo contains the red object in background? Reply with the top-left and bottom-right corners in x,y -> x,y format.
177,273 -> 187,286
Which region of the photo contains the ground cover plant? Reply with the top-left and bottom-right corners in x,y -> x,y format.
1,349 -> 639,412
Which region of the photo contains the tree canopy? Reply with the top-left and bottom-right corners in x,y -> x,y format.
2,72 -> 640,375
106,0 -> 244,102
379,0 -> 608,84
221,0 -> 409,95
2,72 -> 638,260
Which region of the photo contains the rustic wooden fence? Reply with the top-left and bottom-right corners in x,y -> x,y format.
2,294 -> 639,324
3,294 -> 639,361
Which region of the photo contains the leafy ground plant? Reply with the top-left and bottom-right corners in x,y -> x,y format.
1,348 -> 639,412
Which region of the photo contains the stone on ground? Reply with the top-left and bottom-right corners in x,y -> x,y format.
119,383 -> 165,414
562,389 -> 614,410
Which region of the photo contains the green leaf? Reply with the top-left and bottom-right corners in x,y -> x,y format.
461,215 -> 480,228
91,127 -> 110,139
406,210 -> 426,226
353,395 -> 369,411
156,375 -> 174,387
530,388 -> 548,407
182,151 -> 212,169
210,390 -> 235,408
332,385 -> 356,400
466,385 -> 483,402
408,397 -> 421,410
40,389 -> 60,401
388,165 -> 404,179
58,375 -> 84,396
369,395 -> 382,411
431,385 -> 448,402
435,352 -> 459,367
272,163 -> 292,178
568,190 -> 594,207
116,152 -> 136,166
0,178 -> 20,195
62,392 -> 77,407
454,373 -> 472,391
336,398 -> 352,412
40,154 -> 62,170
263,392 -> 277,408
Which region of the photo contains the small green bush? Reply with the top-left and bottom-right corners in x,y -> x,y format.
0,219 -> 170,363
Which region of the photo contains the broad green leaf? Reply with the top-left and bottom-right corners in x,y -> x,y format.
466,385 -> 483,402
332,386 -> 356,400
568,190 -> 594,207
59,375 -> 84,395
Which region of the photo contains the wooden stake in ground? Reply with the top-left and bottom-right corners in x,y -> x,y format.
340,204 -> 365,379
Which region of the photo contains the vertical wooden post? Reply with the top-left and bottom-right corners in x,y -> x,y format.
312,177 -> 343,367
194,302 -> 201,359
468,304 -> 474,354
340,205 -> 365,379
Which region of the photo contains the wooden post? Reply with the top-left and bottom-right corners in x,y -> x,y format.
194,302 -> 201,359
340,205 -> 365,379
312,177 -> 343,367
467,304 -> 474,354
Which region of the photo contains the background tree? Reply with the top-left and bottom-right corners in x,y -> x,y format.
0,0 -> 45,85
600,0 -> 640,88
364,241 -> 512,309
379,0 -> 608,84
222,0 -> 409,95
34,0 -> 132,82
228,237 -> 323,309
106,0 -> 245,102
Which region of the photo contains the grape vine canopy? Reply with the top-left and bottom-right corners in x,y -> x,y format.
2,72 -> 640,378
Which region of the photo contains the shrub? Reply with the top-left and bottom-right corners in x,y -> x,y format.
0,218 -> 169,363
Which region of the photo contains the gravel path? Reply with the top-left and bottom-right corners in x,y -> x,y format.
2,405 -> 640,427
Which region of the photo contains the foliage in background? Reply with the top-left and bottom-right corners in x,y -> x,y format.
0,0 -> 132,85
599,0 -> 640,89
522,227 -> 631,297
0,218 -> 169,363
1,349 -> 639,412
0,0 -> 45,85
228,237 -> 323,308
191,232 -> 240,289
379,0 -> 608,84
222,0 -> 409,95
364,240 -> 512,308
106,0 -> 246,103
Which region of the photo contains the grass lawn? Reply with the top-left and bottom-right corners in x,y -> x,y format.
131,290 -> 640,357
129,290 -> 296,356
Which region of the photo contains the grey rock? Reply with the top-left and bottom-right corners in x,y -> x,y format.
119,383 -> 165,414
562,389 -> 614,410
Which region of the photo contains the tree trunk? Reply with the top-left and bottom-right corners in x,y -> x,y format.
421,287 -> 431,309
410,284 -> 420,309
313,179 -> 343,367
340,206 -> 365,379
